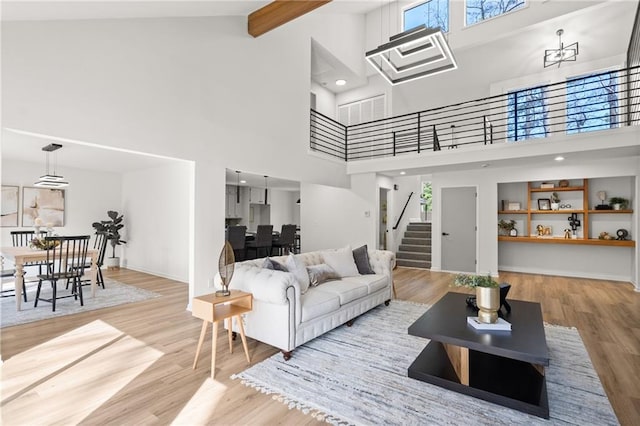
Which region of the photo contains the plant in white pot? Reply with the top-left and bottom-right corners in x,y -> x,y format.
453,273 -> 500,323
550,192 -> 561,211
609,197 -> 628,211
92,210 -> 127,269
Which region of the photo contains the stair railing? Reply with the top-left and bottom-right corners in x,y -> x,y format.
393,192 -> 414,230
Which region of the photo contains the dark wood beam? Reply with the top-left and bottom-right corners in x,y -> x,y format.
248,0 -> 332,38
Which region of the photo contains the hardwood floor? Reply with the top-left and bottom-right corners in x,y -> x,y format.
2,267 -> 639,425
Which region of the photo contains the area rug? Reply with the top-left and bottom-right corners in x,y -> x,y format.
232,300 -> 618,425
1,278 -> 160,328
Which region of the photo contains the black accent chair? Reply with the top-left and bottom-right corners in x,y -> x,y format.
246,225 -> 273,259
34,235 -> 90,312
272,224 -> 297,255
227,226 -> 247,262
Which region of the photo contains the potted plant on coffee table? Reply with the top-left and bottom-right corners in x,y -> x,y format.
453,273 -> 500,323
92,210 -> 127,269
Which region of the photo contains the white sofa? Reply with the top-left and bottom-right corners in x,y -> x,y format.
218,248 -> 395,360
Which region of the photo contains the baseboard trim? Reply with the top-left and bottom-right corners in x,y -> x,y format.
124,264 -> 187,283
498,265 -> 631,283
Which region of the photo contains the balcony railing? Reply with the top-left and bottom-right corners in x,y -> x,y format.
310,65 -> 640,161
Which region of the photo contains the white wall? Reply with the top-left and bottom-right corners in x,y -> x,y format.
269,189 -> 297,232
1,159 -> 121,247
310,81 -> 336,119
121,161 -> 191,282
430,156 -> 639,284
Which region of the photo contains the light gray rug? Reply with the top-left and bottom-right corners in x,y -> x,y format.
1,277 -> 160,328
233,300 -> 618,425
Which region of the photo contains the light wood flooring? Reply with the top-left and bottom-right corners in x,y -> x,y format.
1,268 -> 639,425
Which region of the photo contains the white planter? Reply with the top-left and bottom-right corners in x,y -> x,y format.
551,202 -> 560,211
106,257 -> 120,269
612,203 -> 622,210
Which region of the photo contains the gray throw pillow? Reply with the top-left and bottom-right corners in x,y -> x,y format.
262,257 -> 288,272
307,263 -> 339,287
352,245 -> 375,275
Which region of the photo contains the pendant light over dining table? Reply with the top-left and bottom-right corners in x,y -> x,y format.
34,143 -> 69,188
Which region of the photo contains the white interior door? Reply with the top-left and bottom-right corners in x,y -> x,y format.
441,187 -> 477,273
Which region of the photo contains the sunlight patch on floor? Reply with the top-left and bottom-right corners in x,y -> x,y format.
170,378 -> 227,425
1,320 -> 163,425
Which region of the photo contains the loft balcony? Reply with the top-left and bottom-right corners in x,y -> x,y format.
310,66 -> 640,172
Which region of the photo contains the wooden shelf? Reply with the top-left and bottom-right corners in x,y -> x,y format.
588,209 -> 633,214
498,236 -> 635,247
529,186 -> 584,193
498,210 -> 528,214
530,209 -> 583,214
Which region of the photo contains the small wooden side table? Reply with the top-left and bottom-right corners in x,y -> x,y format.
192,290 -> 252,379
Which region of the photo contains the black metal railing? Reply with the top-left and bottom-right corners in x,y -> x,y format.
392,191 -> 414,230
310,65 -> 640,162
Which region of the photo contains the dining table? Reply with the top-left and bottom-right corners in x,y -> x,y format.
0,246 -> 98,311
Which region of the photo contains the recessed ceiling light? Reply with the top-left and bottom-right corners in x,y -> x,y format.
555,156 -> 565,161
240,180 -> 247,184
400,171 -> 406,175
335,79 -> 347,86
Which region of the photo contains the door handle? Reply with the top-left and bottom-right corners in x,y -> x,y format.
442,232 -> 450,236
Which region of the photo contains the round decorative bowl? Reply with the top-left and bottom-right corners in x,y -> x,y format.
29,238 -> 60,250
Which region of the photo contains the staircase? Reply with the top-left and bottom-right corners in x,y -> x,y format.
396,222 -> 431,269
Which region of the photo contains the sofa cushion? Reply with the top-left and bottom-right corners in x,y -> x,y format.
313,280 -> 369,305
262,257 -> 288,272
307,263 -> 339,287
287,253 -> 311,294
341,274 -> 389,295
322,246 -> 359,277
352,245 -> 375,275
300,290 -> 340,322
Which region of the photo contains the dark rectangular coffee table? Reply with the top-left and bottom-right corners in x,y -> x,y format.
408,292 -> 550,418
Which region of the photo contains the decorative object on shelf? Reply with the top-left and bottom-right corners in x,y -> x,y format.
543,226 -> 552,236
540,182 -> 555,189
543,28 -> 579,68
538,198 -> 551,210
595,191 -> 612,210
568,213 -> 581,238
558,179 -> 570,188
616,229 -> 629,241
598,232 -> 614,240
550,192 -> 561,211
453,273 -> 500,324
217,240 -> 235,297
92,210 -> 127,269
609,197 -> 628,210
498,219 -> 516,236
509,228 -> 517,237
507,202 -> 521,211
564,229 -> 571,239
34,143 -> 69,188
536,224 -> 544,236
559,203 -> 572,209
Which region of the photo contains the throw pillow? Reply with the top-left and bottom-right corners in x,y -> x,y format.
286,253 -> 310,294
262,257 -> 288,272
352,244 -> 375,275
322,246 -> 359,278
307,263 -> 339,287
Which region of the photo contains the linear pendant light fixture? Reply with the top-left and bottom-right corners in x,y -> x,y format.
544,29 -> 578,68
34,143 -> 69,188
365,25 -> 457,85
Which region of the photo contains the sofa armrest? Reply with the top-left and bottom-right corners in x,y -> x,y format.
368,250 -> 395,276
215,264 -> 300,305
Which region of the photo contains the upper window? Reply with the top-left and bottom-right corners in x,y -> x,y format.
403,0 -> 449,33
466,0 -> 525,26
507,86 -> 548,142
566,72 -> 619,134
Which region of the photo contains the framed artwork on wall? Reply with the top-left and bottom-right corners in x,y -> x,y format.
22,187 -> 65,226
1,185 -> 19,227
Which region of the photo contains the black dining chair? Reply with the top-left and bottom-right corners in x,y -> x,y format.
272,224 -> 297,255
69,231 -> 109,289
227,226 -> 247,262
34,235 -> 90,312
246,225 -> 273,259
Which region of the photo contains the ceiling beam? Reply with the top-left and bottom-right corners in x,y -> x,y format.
248,0 -> 332,38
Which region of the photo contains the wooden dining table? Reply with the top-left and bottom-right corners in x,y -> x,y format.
0,246 -> 99,311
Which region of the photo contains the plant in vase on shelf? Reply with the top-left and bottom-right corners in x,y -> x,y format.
92,210 -> 127,269
609,197 -> 629,210
550,192 -> 561,211
453,273 -> 500,324
498,219 -> 517,237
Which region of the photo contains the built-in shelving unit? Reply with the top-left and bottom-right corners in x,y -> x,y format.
498,178 -> 635,247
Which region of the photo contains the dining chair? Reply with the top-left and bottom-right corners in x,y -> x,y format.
34,235 -> 90,312
9,230 -> 48,301
246,225 -> 273,259
272,224 -> 297,255
227,226 -> 247,261
0,255 -> 22,301
69,231 -> 109,289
